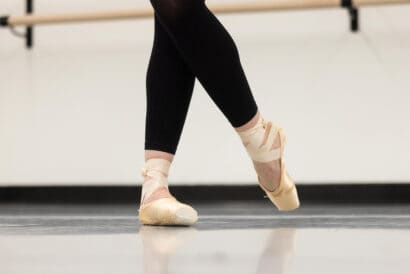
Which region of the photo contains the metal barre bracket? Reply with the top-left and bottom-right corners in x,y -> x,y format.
26,0 -> 33,48
0,14 -> 33,48
0,16 -> 9,26
0,1 -> 34,48
341,0 -> 359,32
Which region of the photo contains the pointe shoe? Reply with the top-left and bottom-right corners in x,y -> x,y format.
138,158 -> 198,226
238,116 -> 300,211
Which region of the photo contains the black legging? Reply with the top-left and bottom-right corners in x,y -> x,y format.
145,0 -> 259,154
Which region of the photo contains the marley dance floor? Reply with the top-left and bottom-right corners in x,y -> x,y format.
1,202 -> 409,274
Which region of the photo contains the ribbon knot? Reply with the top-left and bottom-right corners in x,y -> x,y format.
141,167 -> 148,177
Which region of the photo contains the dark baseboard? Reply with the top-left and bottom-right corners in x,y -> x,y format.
0,184 -> 409,204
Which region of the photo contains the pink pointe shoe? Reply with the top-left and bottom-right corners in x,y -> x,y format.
238,116 -> 300,211
138,158 -> 198,226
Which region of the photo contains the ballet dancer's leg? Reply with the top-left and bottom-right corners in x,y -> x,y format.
148,0 -> 284,193
235,111 -> 282,192
142,0 -> 299,221
145,13 -> 196,156
140,13 -> 198,225
149,0 -> 259,127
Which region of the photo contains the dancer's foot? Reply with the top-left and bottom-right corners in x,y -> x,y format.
236,112 -> 300,211
141,172 -> 173,206
141,151 -> 174,205
138,158 -> 198,226
236,111 -> 282,192
251,129 -> 282,192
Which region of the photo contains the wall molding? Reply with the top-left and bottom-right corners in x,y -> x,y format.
0,183 -> 409,204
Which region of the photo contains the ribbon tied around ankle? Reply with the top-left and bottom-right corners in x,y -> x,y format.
141,167 -> 169,178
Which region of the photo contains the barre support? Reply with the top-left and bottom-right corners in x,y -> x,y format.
0,16 -> 9,26
26,0 -> 33,48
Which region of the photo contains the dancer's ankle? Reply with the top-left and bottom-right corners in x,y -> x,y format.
140,157 -> 173,206
145,149 -> 174,162
235,110 -> 260,133
141,184 -> 172,205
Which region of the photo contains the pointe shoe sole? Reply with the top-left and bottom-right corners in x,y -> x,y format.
138,198 -> 198,226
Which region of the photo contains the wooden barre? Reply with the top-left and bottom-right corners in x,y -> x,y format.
2,0 -> 410,27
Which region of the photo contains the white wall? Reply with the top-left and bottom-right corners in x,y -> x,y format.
1,0 -> 410,186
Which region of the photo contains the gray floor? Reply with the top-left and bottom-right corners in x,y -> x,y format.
1,202 -> 410,274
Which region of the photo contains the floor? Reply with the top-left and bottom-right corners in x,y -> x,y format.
1,202 -> 410,274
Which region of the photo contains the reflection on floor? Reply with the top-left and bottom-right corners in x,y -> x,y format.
1,202 -> 409,274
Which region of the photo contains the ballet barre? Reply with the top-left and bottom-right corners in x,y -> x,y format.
1,0 -> 409,49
